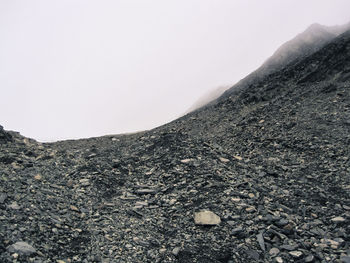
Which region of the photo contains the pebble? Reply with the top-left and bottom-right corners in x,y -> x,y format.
135,189 -> 157,195
256,233 -> 265,251
246,206 -> 256,213
289,250 -> 303,258
227,221 -> 235,226
8,202 -> 20,210
135,201 -> 148,206
233,155 -> 243,161
275,219 -> 289,227
79,179 -> 90,186
248,193 -> 255,198
280,244 -> 297,251
219,157 -> 230,163
0,193 -> 7,203
269,247 -> 280,257
275,256 -> 283,263
305,255 -> 314,262
194,211 -> 221,225
7,241 -> 36,256
70,205 -> 79,211
246,250 -> 260,260
172,247 -> 181,256
231,227 -> 243,235
180,159 -> 193,163
169,199 -> 176,205
331,216 -> 346,223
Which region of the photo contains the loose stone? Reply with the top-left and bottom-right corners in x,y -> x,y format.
7,241 -> 36,256
194,211 -> 221,225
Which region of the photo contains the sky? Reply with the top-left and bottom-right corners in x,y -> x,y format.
0,0 -> 349,142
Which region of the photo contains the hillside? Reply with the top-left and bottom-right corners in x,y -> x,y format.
1,29 -> 350,263
217,22 -> 350,101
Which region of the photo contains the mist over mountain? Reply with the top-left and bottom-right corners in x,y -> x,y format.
217,21 -> 350,101
184,85 -> 229,114
186,22 -> 350,114
1,24 -> 350,262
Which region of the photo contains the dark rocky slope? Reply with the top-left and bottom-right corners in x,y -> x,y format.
218,22 -> 350,101
1,30 -> 350,263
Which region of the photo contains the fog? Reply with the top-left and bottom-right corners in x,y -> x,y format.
0,0 -> 349,142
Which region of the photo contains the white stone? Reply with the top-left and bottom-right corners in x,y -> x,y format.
331,216 -> 346,223
194,211 -> 221,225
289,250 -> 303,258
219,157 -> 230,163
275,256 -> 283,263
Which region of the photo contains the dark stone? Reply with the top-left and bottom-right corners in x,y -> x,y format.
246,250 -> 260,261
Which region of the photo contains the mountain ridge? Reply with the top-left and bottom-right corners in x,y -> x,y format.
205,22 -> 350,106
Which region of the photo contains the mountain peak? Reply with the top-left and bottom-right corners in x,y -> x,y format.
306,22 -> 326,31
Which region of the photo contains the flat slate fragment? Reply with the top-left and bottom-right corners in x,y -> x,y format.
135,189 -> 158,194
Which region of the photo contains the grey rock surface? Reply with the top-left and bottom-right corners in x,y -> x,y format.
7,241 -> 36,256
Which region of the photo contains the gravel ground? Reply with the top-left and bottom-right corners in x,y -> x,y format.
1,31 -> 350,263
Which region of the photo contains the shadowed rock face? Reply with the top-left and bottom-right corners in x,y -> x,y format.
1,28 -> 350,262
0,125 -> 12,143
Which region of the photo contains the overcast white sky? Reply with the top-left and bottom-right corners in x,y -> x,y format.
0,0 -> 349,141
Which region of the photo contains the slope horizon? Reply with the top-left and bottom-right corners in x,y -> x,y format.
7,21 -> 350,143
1,1 -> 349,141
3,20 -> 350,143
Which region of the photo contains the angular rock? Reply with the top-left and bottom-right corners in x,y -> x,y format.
269,247 -> 280,257
172,247 -> 181,256
7,241 -> 36,256
256,232 -> 265,251
305,255 -> 314,262
289,250 -> 303,258
194,211 -> 221,225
